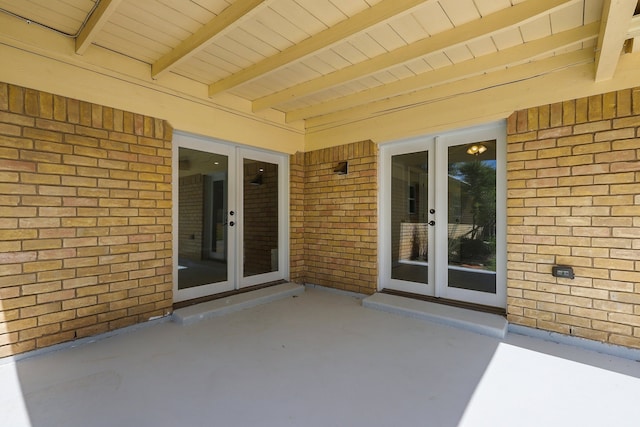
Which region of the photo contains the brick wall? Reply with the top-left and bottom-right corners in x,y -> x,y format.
506,87 -> 640,349
289,152 -> 305,283
293,141 -> 378,294
0,83 -> 173,357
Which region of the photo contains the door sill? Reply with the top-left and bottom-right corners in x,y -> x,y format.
173,280 -> 287,310
364,292 -> 507,338
380,288 -> 505,316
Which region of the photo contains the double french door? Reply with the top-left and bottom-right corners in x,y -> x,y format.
173,132 -> 288,302
380,123 -> 506,308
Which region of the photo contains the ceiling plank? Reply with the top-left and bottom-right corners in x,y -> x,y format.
75,0 -> 124,55
253,0 -> 578,111
594,0 -> 637,82
207,0 -> 430,97
305,48 -> 594,130
286,21 -> 600,122
151,0 -> 268,79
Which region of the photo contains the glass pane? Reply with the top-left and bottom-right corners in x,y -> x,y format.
391,152 -> 429,284
243,159 -> 278,277
178,147 -> 228,289
447,141 -> 497,293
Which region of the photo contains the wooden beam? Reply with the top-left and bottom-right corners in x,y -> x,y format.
629,14 -> 640,53
594,0 -> 637,82
151,0 -> 267,79
305,54 -> 640,149
207,0 -> 430,96
75,0 -> 123,55
627,14 -> 640,38
286,22 -> 599,122
252,0 -> 578,111
305,48 -> 594,130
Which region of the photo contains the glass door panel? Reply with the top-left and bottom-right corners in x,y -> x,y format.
242,158 -> 279,278
391,151 -> 430,284
446,140 -> 497,294
177,146 -> 231,293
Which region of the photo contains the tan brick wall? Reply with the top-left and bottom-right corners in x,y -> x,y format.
291,141 -> 377,294
506,87 -> 640,349
289,152 -> 305,283
0,82 -> 173,357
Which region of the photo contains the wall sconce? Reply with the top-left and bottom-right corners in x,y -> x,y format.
466,144 -> 487,156
334,161 -> 348,175
250,168 -> 264,185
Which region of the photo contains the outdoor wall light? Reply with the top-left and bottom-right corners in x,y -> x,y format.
334,161 -> 348,175
466,144 -> 487,155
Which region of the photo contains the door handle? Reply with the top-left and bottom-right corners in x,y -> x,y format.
428,220 -> 435,226
229,221 -> 235,227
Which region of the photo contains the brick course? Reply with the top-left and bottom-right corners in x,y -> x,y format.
507,87 -> 640,349
0,83 -> 173,357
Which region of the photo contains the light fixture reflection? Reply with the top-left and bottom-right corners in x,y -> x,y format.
466,144 -> 487,156
250,168 -> 264,185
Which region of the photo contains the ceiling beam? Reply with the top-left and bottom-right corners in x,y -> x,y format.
629,14 -> 640,52
287,22 -> 600,122
252,0 -> 578,112
75,0 -> 124,54
628,14 -> 640,38
151,0 -> 267,79
207,0 -> 430,97
594,0 -> 637,82
305,48 -> 594,130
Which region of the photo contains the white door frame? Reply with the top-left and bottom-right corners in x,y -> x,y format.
172,131 -> 289,302
379,122 -> 507,308
378,137 -> 436,296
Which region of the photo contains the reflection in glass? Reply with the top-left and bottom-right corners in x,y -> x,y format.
243,159 -> 278,277
178,147 -> 228,289
391,151 -> 429,284
447,140 -> 497,294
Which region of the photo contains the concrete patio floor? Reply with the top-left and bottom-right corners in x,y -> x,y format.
2,286 -> 640,427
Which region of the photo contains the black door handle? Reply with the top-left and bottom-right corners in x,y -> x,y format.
428,220 -> 435,226
229,221 -> 235,227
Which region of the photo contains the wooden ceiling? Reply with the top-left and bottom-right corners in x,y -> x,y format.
1,0 -> 639,136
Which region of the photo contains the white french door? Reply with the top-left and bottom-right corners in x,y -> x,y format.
172,132 -> 289,303
380,123 -> 506,308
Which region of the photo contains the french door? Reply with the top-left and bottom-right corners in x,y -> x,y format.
380,123 -> 506,308
172,132 -> 289,302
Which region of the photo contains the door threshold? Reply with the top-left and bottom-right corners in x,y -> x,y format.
365,291 -> 507,338
173,280 -> 287,310
380,288 -> 506,316
172,282 -> 303,325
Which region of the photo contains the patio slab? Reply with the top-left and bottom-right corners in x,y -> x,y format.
1,286 -> 639,427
